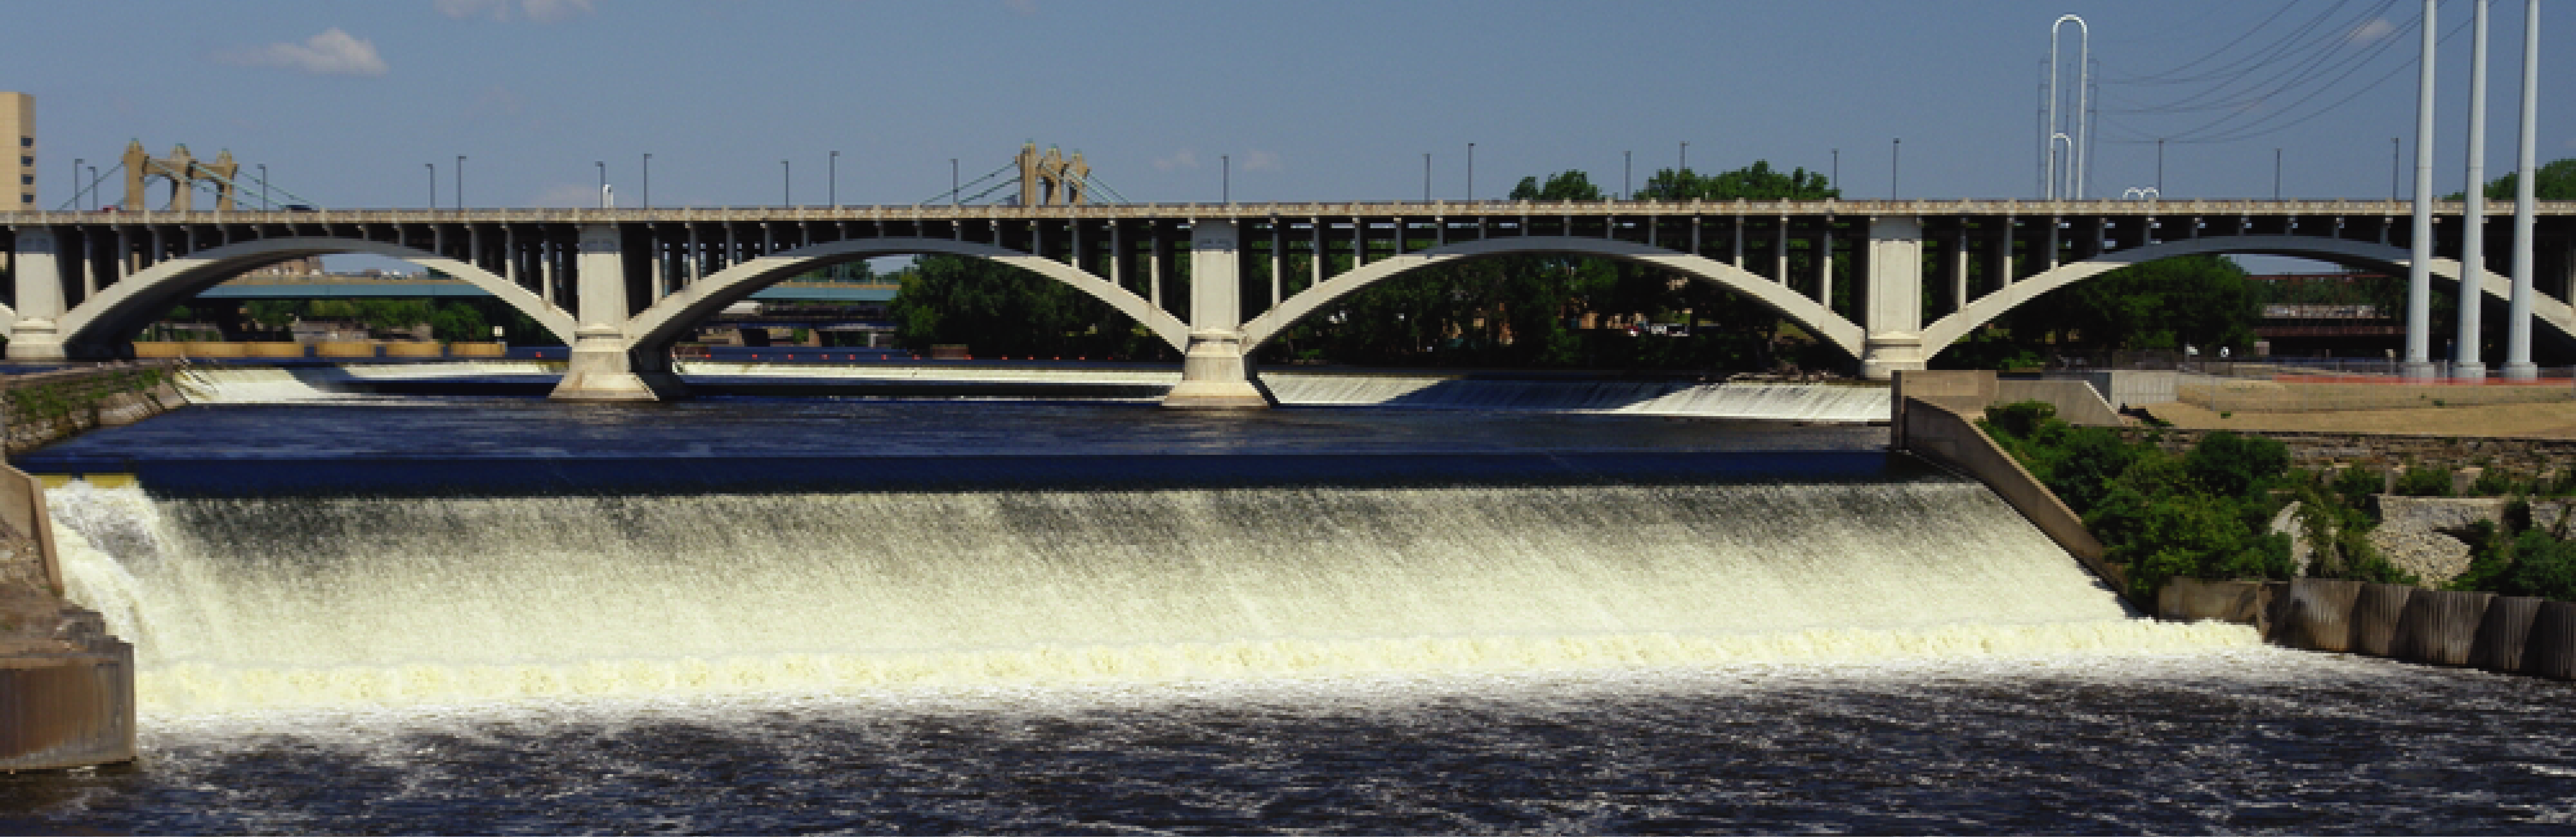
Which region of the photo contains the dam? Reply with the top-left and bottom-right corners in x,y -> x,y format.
6,394 -> 2573,833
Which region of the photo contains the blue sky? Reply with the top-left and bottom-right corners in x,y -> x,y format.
7,0 -> 2568,212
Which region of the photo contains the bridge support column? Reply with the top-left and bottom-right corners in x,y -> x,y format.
7,229 -> 69,361
1163,219 -> 1272,409
1860,216 -> 1927,380
551,224 -> 682,402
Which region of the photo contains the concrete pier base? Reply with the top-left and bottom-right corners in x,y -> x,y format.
1860,333 -> 1927,381
3,321 -> 67,363
1162,331 -> 1272,409
549,327 -> 685,402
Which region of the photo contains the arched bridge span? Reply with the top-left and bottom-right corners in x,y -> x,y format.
4,200 -> 2570,405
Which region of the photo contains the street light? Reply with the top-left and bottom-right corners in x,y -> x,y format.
1466,142 -> 1475,202
86,166 -> 97,209
950,158 -> 959,206
258,164 -> 267,210
2154,140 -> 2163,195
1680,140 -> 1688,173
1623,150 -> 1630,200
829,150 -> 839,208
1832,149 -> 1839,192
1890,138 -> 1901,199
1222,154 -> 1230,204
426,162 -> 436,209
1424,153 -> 1432,202
596,161 -> 606,208
781,160 -> 791,206
2273,147 -> 2282,200
642,153 -> 651,208
457,155 -> 466,209
69,158 -> 80,210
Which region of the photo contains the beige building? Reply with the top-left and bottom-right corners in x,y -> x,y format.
1,92 -> 30,209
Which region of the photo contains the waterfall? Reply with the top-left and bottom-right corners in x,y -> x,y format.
49,478 -> 2251,713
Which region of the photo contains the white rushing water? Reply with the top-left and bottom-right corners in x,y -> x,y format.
47,479 -> 2251,714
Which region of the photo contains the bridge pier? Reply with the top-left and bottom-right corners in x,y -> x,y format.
551,225 -> 684,401
1162,219 -> 1271,408
7,229 -> 70,361
1859,217 -> 1929,380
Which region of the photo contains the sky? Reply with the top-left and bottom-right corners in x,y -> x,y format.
6,0 -> 2568,213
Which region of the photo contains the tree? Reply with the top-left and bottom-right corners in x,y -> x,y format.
891,255 -> 1157,358
1635,161 -> 1837,202
1509,171 -> 1605,202
2449,157 -> 2576,201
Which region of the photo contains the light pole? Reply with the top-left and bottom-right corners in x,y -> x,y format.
1623,150 -> 1630,200
1466,142 -> 1474,201
642,153 -> 651,208
86,166 -> 97,209
829,150 -> 839,208
2154,139 -> 2163,195
258,163 -> 267,210
950,158 -> 959,206
1890,138 -> 1901,199
1832,148 -> 1839,191
2273,147 -> 2282,200
456,155 -> 465,209
1221,154 -> 1230,204
2391,138 -> 2401,200
1424,153 -> 1432,201
781,160 -> 791,206
1679,140 -> 1688,173
69,158 -> 80,209
426,162 -> 436,209
596,161 -> 606,209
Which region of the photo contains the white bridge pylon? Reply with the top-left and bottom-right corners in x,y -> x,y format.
2,200 -> 2572,406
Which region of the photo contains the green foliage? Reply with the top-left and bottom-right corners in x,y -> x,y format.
1634,161 -> 1838,201
1984,409 -> 2296,597
2448,157 -> 2576,201
892,255 -> 1159,359
2392,466 -> 2453,497
1509,171 -> 1605,202
2186,431 -> 2290,497
2449,504 -> 2576,600
1937,255 -> 2259,367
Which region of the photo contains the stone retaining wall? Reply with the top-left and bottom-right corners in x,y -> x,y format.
2120,428 -> 2576,479
2,364 -> 188,455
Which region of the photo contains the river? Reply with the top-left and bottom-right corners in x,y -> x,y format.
5,394 -> 2572,833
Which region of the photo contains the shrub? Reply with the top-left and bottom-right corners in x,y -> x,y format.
2393,466 -> 2453,497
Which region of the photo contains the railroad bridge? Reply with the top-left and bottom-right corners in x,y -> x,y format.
2,200 -> 2572,406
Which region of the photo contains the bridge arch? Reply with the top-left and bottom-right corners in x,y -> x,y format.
1236,236 -> 1865,360
1920,234 -> 2576,361
53,236 -> 579,355
620,237 -> 1189,354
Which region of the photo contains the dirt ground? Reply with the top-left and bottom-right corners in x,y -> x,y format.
2140,399 -> 2576,438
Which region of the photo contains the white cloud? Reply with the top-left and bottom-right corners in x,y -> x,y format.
2347,18 -> 2395,44
219,28 -> 389,76
1241,149 -> 1282,172
1154,148 -> 1199,172
436,0 -> 594,22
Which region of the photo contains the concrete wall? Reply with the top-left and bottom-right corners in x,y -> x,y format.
2262,577 -> 2576,681
1893,369 -> 2128,435
0,463 -> 134,770
1894,395 -> 2128,601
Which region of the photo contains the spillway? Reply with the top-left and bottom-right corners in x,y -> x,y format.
48,476 -> 2246,714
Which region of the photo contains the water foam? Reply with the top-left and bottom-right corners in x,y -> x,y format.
50,480 -> 2245,713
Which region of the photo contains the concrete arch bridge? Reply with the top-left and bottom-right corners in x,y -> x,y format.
2,199 -> 2572,406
